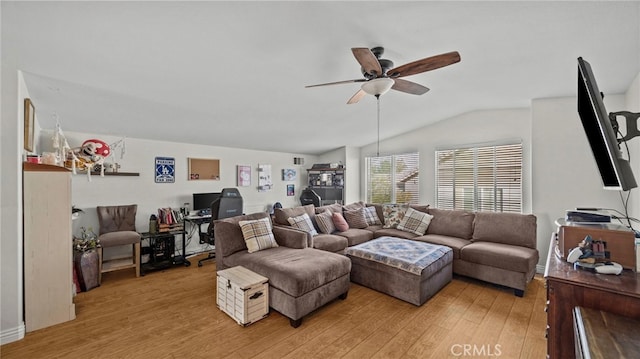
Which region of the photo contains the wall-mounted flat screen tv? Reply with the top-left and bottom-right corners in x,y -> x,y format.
577,57 -> 637,191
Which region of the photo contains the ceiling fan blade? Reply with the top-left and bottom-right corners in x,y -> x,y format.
391,78 -> 430,95
387,51 -> 461,78
352,48 -> 383,77
305,79 -> 366,88
347,89 -> 366,104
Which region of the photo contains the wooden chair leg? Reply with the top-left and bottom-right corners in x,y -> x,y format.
134,242 -> 141,277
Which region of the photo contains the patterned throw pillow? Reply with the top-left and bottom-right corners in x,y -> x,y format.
332,212 -> 349,232
315,210 -> 336,234
397,207 -> 434,235
363,206 -> 382,225
344,208 -> 368,229
287,213 -> 318,236
239,217 -> 279,253
382,203 -> 409,229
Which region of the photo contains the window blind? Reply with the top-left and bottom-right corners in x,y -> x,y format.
436,143 -> 522,213
366,152 -> 419,204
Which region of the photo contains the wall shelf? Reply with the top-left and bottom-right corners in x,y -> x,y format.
76,171 -> 140,177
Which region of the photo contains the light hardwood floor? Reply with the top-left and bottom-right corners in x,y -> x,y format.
1,254 -> 547,358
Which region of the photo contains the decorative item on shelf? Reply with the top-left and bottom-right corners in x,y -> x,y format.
73,227 -> 101,292
65,138 -> 111,180
156,208 -> 184,233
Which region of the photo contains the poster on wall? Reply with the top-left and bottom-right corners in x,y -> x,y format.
282,168 -> 297,181
258,164 -> 272,192
287,184 -> 295,196
155,157 -> 175,183
237,165 -> 251,187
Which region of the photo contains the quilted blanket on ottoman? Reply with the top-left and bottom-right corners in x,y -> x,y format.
345,236 -> 452,275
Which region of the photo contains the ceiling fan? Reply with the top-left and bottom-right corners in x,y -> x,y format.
306,47 -> 461,104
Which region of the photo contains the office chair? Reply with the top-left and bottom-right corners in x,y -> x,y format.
96,204 -> 141,283
300,188 -> 321,207
198,188 -> 243,267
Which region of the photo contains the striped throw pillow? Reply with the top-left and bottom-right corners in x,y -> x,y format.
316,210 -> 336,234
287,213 -> 318,236
344,208 -> 368,229
397,207 -> 434,235
239,217 -> 279,253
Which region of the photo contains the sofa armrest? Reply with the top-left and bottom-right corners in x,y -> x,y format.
272,226 -> 310,249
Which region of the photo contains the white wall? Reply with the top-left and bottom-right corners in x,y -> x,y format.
39,130 -> 319,258
625,72 -> 640,222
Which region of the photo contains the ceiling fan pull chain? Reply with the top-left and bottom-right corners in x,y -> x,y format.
376,94 -> 381,157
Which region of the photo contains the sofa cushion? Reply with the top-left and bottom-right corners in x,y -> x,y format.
382,203 -> 409,229
397,207 -> 434,235
373,228 -> 419,239
336,228 -> 374,247
239,217 -> 279,253
315,210 -> 336,234
410,204 -> 430,214
344,208 -> 368,229
417,234 -> 472,259
287,213 -> 318,236
426,208 -> 475,240
214,212 -> 271,257
460,241 -> 539,273
472,212 -> 537,249
312,234 -> 348,253
363,206 -> 382,226
274,204 -> 315,226
332,212 -> 349,232
225,247 -> 351,297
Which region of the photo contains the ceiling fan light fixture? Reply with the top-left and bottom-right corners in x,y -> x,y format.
361,77 -> 395,96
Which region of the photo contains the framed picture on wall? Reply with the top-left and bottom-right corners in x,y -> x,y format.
188,158 -> 220,180
237,165 -> 251,186
282,168 -> 297,181
24,98 -> 35,152
287,184 -> 295,196
155,157 -> 175,183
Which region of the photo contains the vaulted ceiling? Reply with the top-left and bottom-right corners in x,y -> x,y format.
3,1 -> 639,155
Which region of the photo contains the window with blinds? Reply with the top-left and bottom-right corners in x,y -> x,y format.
435,143 -> 522,213
366,152 -> 419,204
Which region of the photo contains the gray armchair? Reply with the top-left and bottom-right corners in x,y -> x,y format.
96,204 -> 141,283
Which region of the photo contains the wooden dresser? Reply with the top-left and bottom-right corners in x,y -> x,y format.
544,235 -> 640,358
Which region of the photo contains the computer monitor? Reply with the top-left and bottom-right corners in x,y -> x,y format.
192,192 -> 221,214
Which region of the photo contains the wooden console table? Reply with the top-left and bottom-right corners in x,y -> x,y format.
545,235 -> 640,358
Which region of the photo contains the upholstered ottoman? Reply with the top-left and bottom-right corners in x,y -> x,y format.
345,236 -> 453,306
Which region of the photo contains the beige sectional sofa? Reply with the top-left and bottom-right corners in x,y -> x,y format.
274,202 -> 538,297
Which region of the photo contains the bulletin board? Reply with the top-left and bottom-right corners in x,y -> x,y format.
188,158 -> 220,180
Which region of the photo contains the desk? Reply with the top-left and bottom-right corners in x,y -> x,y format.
545,235 -> 640,358
184,215 -> 213,265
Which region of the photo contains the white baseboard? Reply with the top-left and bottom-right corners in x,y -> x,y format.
536,264 -> 546,274
1,322 -> 25,345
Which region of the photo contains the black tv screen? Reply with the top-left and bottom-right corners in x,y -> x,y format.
577,57 -> 637,191
192,192 -> 221,212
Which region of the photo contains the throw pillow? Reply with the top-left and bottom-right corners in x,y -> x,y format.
332,212 -> 349,232
343,208 -> 368,229
287,213 -> 318,236
397,207 -> 434,235
239,217 -> 279,253
363,206 -> 382,226
343,201 -> 366,211
315,210 -> 336,234
382,203 -> 409,229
